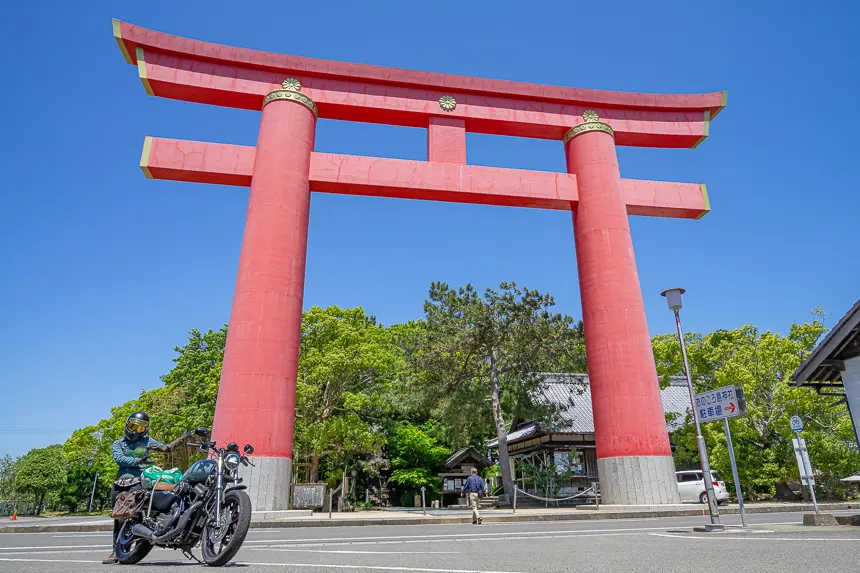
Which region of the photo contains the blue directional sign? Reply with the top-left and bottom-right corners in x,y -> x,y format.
694,385 -> 747,423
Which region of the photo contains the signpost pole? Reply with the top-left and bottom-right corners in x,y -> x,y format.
722,418 -> 747,528
673,308 -> 721,527
795,430 -> 820,515
87,471 -> 98,514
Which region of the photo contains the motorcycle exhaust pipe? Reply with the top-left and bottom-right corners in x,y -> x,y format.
131,523 -> 155,540
151,500 -> 203,543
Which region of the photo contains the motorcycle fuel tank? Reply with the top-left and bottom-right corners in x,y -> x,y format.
183,459 -> 216,484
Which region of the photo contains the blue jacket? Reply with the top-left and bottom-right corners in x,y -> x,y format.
111,436 -> 166,479
461,475 -> 485,495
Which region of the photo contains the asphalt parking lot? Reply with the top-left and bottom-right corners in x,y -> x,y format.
1,511 -> 858,572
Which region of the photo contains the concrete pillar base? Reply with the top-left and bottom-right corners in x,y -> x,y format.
597,455 -> 680,505
693,524 -> 726,532
803,513 -> 839,526
834,514 -> 860,526
240,456 -> 293,512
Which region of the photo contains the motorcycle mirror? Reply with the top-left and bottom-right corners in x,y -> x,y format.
243,444 -> 254,455
194,428 -> 211,438
227,442 -> 239,453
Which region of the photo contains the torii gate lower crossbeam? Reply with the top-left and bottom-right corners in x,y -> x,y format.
114,18 -> 726,510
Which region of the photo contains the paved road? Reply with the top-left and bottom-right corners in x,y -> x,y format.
1,511 -> 857,572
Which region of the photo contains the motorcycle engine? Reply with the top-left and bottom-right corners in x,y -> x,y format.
153,503 -> 181,536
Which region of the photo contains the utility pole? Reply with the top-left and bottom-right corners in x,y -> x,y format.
662,288 -> 723,531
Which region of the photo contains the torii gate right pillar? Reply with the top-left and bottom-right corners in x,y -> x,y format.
564,114 -> 681,505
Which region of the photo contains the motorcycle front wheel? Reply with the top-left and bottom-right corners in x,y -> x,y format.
115,520 -> 153,564
201,489 -> 252,567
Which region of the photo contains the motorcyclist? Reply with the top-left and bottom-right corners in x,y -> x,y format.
103,411 -> 190,565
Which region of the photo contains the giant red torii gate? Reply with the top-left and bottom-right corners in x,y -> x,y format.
114,18 -> 725,510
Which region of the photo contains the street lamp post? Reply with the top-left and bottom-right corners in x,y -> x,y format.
661,288 -> 722,529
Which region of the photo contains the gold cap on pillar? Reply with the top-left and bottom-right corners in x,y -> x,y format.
563,110 -> 614,145
262,78 -> 318,116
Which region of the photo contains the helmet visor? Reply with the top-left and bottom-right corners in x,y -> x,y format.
126,419 -> 149,434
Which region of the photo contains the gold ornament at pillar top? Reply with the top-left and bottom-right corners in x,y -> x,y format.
282,78 -> 302,91
262,88 -> 318,116
439,95 -> 457,112
582,110 -> 600,123
563,109 -> 614,145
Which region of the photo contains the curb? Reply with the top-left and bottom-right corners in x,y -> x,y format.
1,503 -> 856,534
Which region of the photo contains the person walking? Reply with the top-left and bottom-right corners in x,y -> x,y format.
461,467 -> 484,525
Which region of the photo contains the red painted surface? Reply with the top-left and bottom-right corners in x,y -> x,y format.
116,20 -> 724,115
427,118 -> 466,164
142,137 -> 709,218
143,138 -> 256,187
136,50 -> 709,148
565,130 -> 673,460
621,179 -> 708,219
121,19 -> 725,484
211,97 -> 316,459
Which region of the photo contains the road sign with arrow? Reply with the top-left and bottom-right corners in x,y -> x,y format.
694,385 -> 747,423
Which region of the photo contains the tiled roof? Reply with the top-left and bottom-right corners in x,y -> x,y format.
538,373 -> 691,433
487,374 -> 691,446
444,446 -> 492,469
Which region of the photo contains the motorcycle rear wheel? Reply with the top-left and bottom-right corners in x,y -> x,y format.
201,489 -> 252,567
115,520 -> 153,564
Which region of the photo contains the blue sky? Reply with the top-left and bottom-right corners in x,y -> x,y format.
1,1 -> 857,457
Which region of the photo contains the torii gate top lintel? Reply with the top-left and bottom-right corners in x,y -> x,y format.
113,19 -> 725,149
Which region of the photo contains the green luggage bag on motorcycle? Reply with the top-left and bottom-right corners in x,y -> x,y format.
142,465 -> 183,490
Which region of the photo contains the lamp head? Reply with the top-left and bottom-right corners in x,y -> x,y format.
660,288 -> 686,311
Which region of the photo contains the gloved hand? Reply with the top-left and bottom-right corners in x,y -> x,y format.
180,430 -> 193,441
135,457 -> 149,465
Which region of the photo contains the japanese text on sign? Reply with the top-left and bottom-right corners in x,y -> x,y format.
694,385 -> 745,422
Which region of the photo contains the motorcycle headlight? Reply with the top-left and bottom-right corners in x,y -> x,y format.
224,452 -> 241,471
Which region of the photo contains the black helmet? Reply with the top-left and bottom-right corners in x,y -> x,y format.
124,411 -> 150,441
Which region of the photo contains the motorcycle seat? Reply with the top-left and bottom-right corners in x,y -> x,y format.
150,491 -> 177,512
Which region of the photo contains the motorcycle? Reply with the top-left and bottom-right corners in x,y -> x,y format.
114,428 -> 255,567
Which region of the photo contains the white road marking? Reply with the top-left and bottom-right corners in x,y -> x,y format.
241,562 -> 527,573
250,532 -> 646,550
0,533 -> 642,556
0,556 -> 524,572
0,544 -> 110,551
649,533 -> 860,541
0,548 -> 111,556
51,533 -> 110,538
0,521 -> 800,553
243,522 -> 798,546
0,558 -> 100,563
255,548 -> 459,554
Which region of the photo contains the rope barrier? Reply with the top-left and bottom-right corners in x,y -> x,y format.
513,484 -> 597,503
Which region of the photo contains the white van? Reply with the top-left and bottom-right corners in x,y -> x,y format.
675,470 -> 730,504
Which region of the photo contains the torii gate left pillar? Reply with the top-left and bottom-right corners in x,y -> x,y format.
115,19 -> 725,510
214,89 -> 318,510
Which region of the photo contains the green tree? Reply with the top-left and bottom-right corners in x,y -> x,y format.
295,306 -> 400,482
59,466 -> 107,513
15,446 -> 67,514
159,326 -> 228,436
387,423 -> 450,500
62,425 -> 115,510
653,317 -> 860,499
0,454 -> 18,501
409,282 -> 586,500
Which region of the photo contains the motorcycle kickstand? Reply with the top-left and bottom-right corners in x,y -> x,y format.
182,549 -> 202,564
